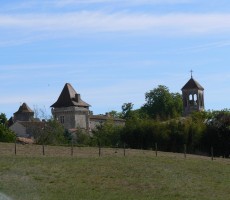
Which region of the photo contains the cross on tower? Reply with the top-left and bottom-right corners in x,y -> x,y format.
190,70 -> 193,78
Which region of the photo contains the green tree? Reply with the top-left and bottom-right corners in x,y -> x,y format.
142,85 -> 183,120
0,124 -> 16,142
92,119 -> 123,147
0,113 -> 15,142
181,113 -> 206,154
76,130 -> 91,146
107,110 -> 122,118
121,103 -> 134,119
0,113 -> 8,126
34,119 -> 66,145
204,110 -> 230,157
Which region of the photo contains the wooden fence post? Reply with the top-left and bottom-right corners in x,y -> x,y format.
115,144 -> 118,153
123,143 -> 126,157
98,142 -> 101,157
211,147 -> 214,161
155,143 -> 158,157
42,144 -> 45,156
14,140 -> 17,155
71,140 -> 74,156
184,144 -> 187,159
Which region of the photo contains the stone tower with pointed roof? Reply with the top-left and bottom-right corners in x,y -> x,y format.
181,74 -> 204,116
14,103 -> 34,122
51,83 -> 91,130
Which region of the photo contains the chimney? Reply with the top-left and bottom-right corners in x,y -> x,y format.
75,94 -> 81,102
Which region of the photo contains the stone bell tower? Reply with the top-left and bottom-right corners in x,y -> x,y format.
181,71 -> 204,116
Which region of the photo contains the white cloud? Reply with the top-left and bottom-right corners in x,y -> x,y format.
0,64 -> 65,71
0,0 -> 193,13
179,40 -> 230,52
1,12 -> 230,39
53,0 -> 191,6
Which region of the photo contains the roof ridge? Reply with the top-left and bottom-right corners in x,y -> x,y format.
14,102 -> 34,114
182,77 -> 204,90
50,83 -> 90,108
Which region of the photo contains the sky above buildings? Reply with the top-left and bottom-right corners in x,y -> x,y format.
1,0 -> 230,118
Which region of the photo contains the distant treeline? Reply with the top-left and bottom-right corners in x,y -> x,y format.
91,110 -> 230,158
90,85 -> 230,158
0,85 -> 229,158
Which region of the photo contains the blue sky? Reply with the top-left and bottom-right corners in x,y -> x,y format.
1,0 -> 230,118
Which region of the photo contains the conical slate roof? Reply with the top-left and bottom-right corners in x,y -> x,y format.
14,103 -> 34,114
182,77 -> 204,90
51,83 -> 90,108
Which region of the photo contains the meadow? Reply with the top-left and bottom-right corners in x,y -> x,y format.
0,142 -> 229,200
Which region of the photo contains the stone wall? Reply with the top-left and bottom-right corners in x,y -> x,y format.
51,106 -> 90,130
10,122 -> 28,137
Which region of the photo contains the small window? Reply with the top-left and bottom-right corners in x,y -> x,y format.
60,116 -> 65,124
194,94 -> 197,101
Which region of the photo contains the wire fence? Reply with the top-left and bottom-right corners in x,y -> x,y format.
0,142 -> 229,163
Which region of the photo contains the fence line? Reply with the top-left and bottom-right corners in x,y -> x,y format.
0,142 -> 229,162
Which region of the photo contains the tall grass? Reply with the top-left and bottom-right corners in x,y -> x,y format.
0,143 -> 229,200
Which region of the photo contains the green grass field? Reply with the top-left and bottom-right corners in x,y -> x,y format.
0,143 -> 229,200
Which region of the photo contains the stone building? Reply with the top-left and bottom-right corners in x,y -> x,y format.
9,103 -> 44,138
181,74 -> 204,116
13,103 -> 34,122
90,114 -> 126,130
10,121 -> 45,138
51,83 -> 125,131
51,83 -> 91,130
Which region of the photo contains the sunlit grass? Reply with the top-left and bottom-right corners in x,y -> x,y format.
0,143 -> 229,200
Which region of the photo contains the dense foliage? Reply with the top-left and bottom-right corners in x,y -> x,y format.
0,113 -> 8,126
0,124 -> 16,142
87,86 -> 229,158
203,110 -> 230,157
0,113 -> 16,142
141,85 -> 183,120
87,85 -> 229,158
34,119 -> 67,145
2,85 -> 230,158
90,110 -> 229,158
121,113 -> 206,153
91,119 -> 123,147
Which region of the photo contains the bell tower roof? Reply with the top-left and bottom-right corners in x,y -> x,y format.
181,77 -> 204,90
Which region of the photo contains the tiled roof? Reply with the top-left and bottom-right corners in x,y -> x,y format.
14,103 -> 34,114
50,83 -> 90,108
181,77 -> 204,90
90,115 -> 125,122
17,121 -> 45,129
